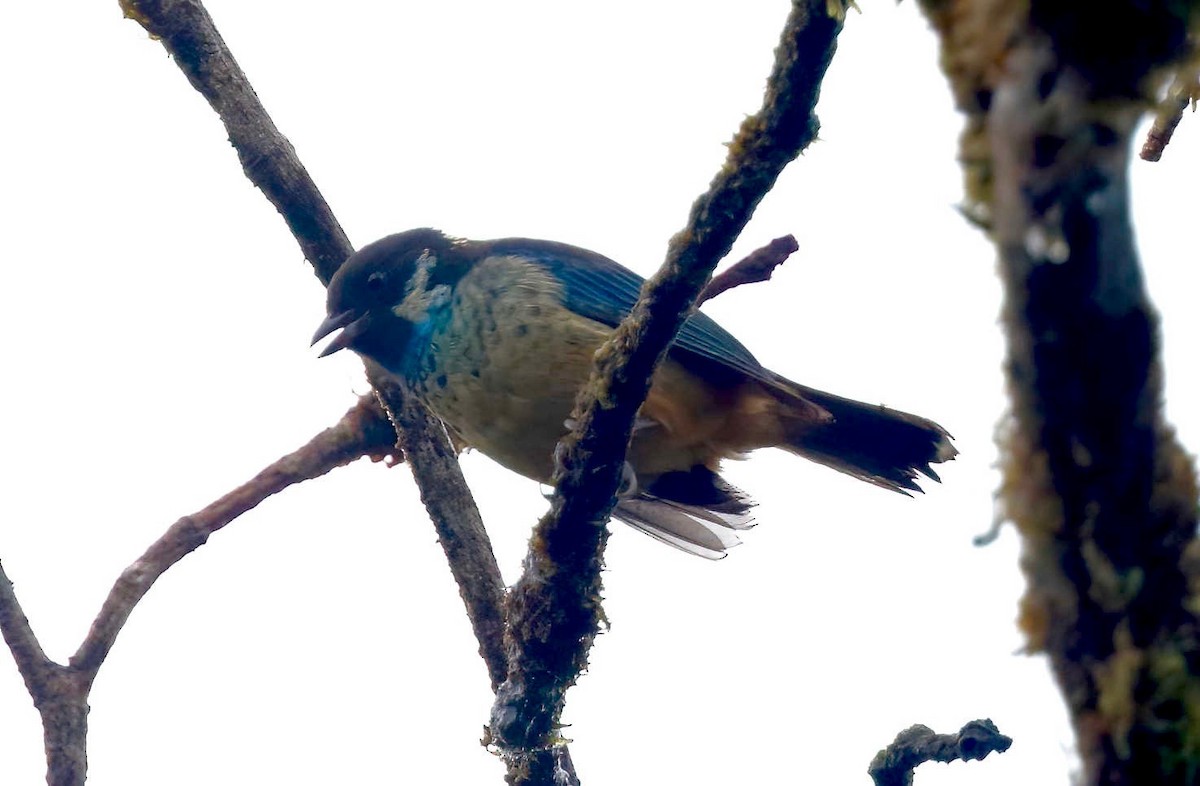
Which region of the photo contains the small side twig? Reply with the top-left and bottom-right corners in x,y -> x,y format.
868,720 -> 1012,786
489,2 -> 844,783
697,234 -> 799,305
1140,74 -> 1198,162
1140,94 -> 1191,161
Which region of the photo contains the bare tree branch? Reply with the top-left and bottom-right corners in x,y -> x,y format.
0,565 -> 86,786
919,2 -> 1200,783
868,720 -> 1012,786
1140,93 -> 1192,161
697,234 -> 799,306
381,387 -> 509,688
118,0 -> 509,662
120,0 -> 514,695
0,562 -> 54,697
114,0 -> 527,775
71,395 -> 397,675
117,0 -> 349,283
1,395 -> 397,785
488,2 -> 844,782
1140,71 -> 1198,161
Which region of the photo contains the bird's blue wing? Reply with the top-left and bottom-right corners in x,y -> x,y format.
489,238 -> 770,387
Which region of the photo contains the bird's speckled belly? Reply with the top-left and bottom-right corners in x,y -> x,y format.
410,255 -> 611,481
406,253 -> 767,485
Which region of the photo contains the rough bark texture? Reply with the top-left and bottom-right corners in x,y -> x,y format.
697,235 -> 799,305
381,386 -> 509,688
119,0 -> 350,284
919,2 -> 1200,782
121,0 -> 514,700
488,3 -> 845,783
868,719 -> 1011,786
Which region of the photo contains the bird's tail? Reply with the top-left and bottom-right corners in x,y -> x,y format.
613,466 -> 756,560
768,374 -> 956,494
609,377 -> 956,560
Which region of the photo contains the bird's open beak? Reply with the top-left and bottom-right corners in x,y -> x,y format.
311,309 -> 369,357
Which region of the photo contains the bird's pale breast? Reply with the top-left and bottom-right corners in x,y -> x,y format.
410,254 -> 609,481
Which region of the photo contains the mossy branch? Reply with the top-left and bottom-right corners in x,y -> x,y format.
120,0 -> 513,692
868,719 -> 1012,786
487,2 -> 843,783
919,2 -> 1200,782
697,234 -> 800,306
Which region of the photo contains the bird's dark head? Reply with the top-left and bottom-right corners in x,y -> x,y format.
312,228 -> 467,375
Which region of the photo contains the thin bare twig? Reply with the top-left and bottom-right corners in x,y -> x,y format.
0,562 -> 54,697
488,2 -> 844,782
117,3 -> 509,674
117,0 -> 349,283
868,720 -> 1012,786
71,396 -> 398,674
697,234 -> 799,305
117,0 -> 521,770
1141,93 -> 1192,161
1140,73 -> 1198,161
1,395 -> 398,785
380,387 -> 509,687
0,566 -> 85,786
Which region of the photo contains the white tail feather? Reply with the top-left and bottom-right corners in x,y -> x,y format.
613,499 -> 742,559
657,500 -> 757,531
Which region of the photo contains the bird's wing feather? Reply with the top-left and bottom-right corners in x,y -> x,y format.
489,238 -> 771,387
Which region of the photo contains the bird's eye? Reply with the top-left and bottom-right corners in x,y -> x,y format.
366,272 -> 386,292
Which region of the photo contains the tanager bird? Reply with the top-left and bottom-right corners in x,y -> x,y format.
313,229 -> 955,558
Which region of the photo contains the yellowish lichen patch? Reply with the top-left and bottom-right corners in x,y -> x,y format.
118,0 -> 160,39
1093,624 -> 1143,759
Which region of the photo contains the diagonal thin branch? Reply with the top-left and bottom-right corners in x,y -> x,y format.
120,0 -> 512,689
118,0 -> 349,284
697,234 -> 799,305
2,395 -> 398,785
118,0 -> 524,772
488,2 -> 844,782
379,386 -> 509,687
0,562 -> 56,701
70,395 -> 398,675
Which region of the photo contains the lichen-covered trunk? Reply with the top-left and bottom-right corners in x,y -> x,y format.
919,2 -> 1200,782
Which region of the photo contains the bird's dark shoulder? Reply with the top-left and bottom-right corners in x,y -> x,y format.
478,236 -> 771,388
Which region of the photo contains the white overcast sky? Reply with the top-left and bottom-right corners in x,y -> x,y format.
2,2 -> 1198,785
